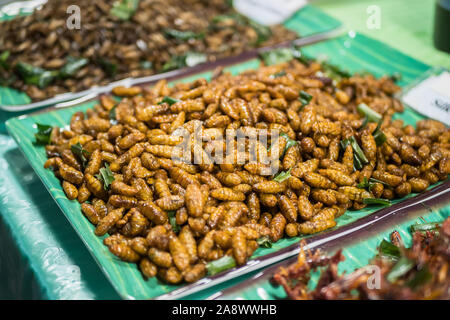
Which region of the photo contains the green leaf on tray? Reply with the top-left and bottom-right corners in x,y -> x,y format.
15,62 -> 59,89
139,61 -> 153,69
0,50 -> 10,69
206,255 -> 236,276
110,0 -> 140,20
386,256 -> 415,283
259,48 -> 294,66
70,142 -> 90,168
158,96 -> 181,106
357,103 -> 382,126
164,28 -> 205,41
256,236 -> 272,248
34,123 -> 52,145
273,169 -> 291,183
378,239 -> 401,260
95,163 -> 115,190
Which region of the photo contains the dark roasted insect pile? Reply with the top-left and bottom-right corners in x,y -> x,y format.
273,218 -> 450,300
0,0 -> 297,101
40,56 -> 450,284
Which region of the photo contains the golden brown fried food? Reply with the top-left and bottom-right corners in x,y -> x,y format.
43,56 -> 449,287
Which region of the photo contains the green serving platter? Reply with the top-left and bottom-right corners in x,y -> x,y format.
5,31 -> 448,300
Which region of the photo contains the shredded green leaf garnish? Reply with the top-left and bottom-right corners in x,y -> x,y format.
110,0 -> 140,20
273,168 -> 291,183
34,123 -> 53,145
164,28 -> 205,40
410,222 -> 442,233
70,142 -> 90,168
357,177 -> 389,190
341,136 -> 369,170
379,239 -> 401,260
15,62 -> 59,89
168,211 -> 180,234
372,123 -> 387,146
162,52 -> 207,71
206,255 -> 236,275
357,103 -> 382,126
363,198 -> 392,206
158,96 -> 181,106
256,236 -> 272,248
386,256 -> 415,283
95,163 -> 115,190
99,59 -> 118,77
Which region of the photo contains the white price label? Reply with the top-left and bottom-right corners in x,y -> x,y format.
402,71 -> 450,126
233,0 -> 307,25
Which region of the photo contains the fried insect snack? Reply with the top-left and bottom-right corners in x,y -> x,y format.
0,0 -> 297,102
43,56 -> 449,285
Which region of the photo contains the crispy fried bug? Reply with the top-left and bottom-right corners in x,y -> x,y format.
138,201 -> 168,225
318,169 -> 354,186
148,248 -> 173,268
371,170 -> 403,187
198,231 -> 215,259
338,186 -> 371,202
253,181 -> 286,194
155,195 -> 185,211
297,195 -> 315,220
95,208 -> 124,236
158,267 -> 183,284
278,195 -> 298,223
179,226 -> 198,264
270,213 -> 286,242
130,237 -> 149,255
298,219 -> 336,235
139,258 -> 158,279
408,177 -> 430,193
185,184 -> 204,218
210,188 -> 246,201
81,203 -> 101,225
303,172 -> 337,189
247,192 -> 261,221
169,235 -> 190,271
232,230 -> 247,265
62,181 -> 78,200
108,242 -> 140,262
184,263 -> 207,283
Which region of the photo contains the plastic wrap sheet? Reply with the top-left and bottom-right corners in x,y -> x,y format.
0,134 -> 119,299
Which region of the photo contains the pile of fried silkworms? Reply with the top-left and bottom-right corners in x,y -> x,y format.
41,57 -> 449,284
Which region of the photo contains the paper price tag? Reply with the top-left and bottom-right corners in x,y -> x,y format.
402,69 -> 450,126
233,0 -> 307,25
